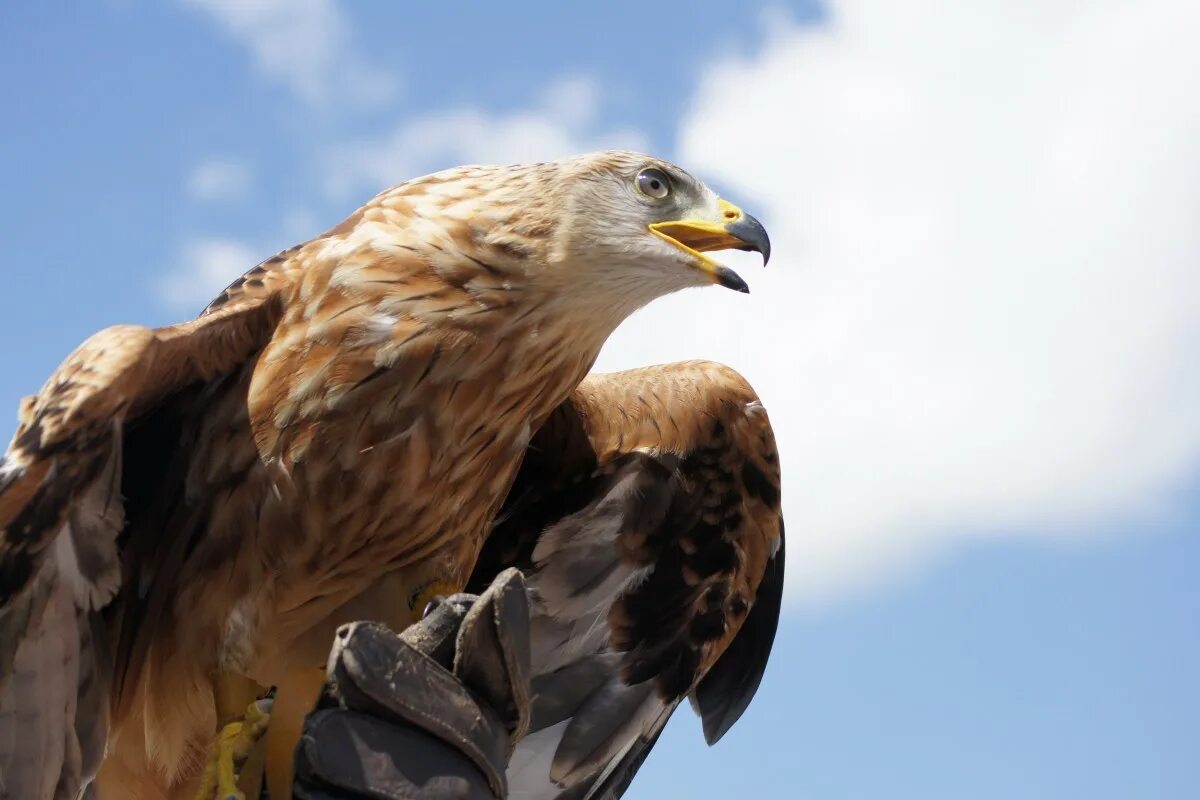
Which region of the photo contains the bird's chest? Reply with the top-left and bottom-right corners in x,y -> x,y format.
284,393 -> 535,571
235,340 -> 593,654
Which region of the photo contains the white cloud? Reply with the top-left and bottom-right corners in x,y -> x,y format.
159,238 -> 260,312
595,0 -> 1200,604
325,76 -> 649,197
181,0 -> 396,106
187,158 -> 252,200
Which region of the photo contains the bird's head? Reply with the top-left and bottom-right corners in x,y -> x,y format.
407,151 -> 771,322
542,150 -> 771,302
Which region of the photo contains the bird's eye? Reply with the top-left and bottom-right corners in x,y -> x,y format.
635,168 -> 672,200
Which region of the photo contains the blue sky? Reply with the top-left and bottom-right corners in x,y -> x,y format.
2,1 -> 1199,797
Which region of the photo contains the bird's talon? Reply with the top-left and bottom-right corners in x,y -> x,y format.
193,698 -> 273,800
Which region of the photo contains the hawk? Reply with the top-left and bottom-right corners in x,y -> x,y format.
0,151 -> 774,800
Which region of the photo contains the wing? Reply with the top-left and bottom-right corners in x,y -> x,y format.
0,261 -> 286,800
470,360 -> 785,800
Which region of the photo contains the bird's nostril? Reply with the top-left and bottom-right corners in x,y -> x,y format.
723,210 -> 738,220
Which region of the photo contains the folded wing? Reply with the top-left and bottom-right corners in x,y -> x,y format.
470,361 -> 786,800
0,264 -> 286,800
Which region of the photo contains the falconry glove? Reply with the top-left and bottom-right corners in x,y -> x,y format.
293,568 -> 532,800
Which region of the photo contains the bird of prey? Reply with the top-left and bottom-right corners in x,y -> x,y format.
0,150 -> 772,800
471,362 -> 785,799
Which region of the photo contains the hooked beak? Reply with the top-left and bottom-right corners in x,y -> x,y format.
648,199 -> 771,293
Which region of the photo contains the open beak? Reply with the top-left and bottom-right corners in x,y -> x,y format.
648,199 -> 771,293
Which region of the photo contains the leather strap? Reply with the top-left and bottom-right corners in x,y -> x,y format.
264,667 -> 327,800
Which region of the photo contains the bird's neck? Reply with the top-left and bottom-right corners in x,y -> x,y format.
527,266 -> 672,352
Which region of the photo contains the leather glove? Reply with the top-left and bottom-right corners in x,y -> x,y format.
293,568 -> 532,800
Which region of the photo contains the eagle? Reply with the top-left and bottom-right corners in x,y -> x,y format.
0,150 -> 781,800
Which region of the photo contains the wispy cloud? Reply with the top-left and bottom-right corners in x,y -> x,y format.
324,75 -> 648,197
180,0 -> 396,106
187,158 -> 252,201
596,0 -> 1200,604
159,237 -> 259,312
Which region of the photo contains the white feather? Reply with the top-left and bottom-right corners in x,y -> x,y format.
507,720 -> 570,800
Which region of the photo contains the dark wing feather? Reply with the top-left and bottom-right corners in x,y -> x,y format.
0,268 -> 284,800
554,725 -> 666,800
692,522 -> 785,744
474,362 -> 786,800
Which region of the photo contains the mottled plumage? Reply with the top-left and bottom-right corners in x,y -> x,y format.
0,151 -> 773,799
471,362 -> 784,799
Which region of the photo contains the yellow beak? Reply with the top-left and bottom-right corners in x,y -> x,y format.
649,199 -> 771,293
